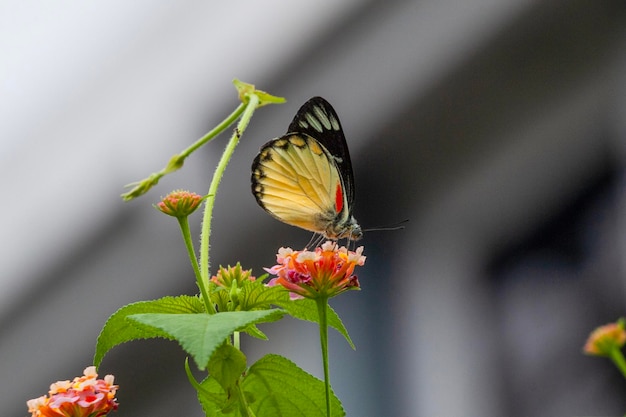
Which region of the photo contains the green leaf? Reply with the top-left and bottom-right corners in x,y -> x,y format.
128,309 -> 284,370
243,324 -> 268,340
233,79 -> 286,108
277,299 -> 355,350
94,295 -> 204,367
208,344 -> 247,393
197,376 -> 235,417
197,354 -> 344,417
211,276 -> 286,313
186,360 -> 235,416
244,354 -> 345,417
240,282 -> 286,310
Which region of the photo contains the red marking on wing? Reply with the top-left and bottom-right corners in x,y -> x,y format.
335,182 -> 343,213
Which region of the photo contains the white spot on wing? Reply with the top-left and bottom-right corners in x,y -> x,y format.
305,112 -> 324,133
313,105 -> 332,130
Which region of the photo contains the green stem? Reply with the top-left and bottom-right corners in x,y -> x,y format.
176,216 -> 214,313
199,95 -> 260,304
316,296 -> 332,417
610,348 -> 626,379
121,103 -> 246,201
236,380 -> 256,417
233,331 -> 241,350
179,103 -> 246,160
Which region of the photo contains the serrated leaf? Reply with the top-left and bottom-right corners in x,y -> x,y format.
211,278 -> 286,313
197,354 -> 344,417
186,360 -> 235,416
244,354 -> 345,417
94,295 -> 204,367
241,283 -> 287,310
243,324 -> 267,340
197,376 -> 235,417
208,344 -> 247,392
128,310 -> 284,370
277,299 -> 355,349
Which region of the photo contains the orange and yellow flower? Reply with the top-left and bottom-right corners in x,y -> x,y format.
27,366 -> 118,417
155,190 -> 203,218
584,319 -> 626,356
265,241 -> 365,299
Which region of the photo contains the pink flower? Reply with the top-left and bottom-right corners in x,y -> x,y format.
265,241 -> 365,299
27,366 -> 118,417
155,190 -> 203,218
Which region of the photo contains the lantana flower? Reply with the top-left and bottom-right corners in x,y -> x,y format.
265,241 -> 365,299
210,263 -> 258,311
210,263 -> 256,287
584,319 -> 626,356
155,190 -> 203,218
27,366 -> 118,417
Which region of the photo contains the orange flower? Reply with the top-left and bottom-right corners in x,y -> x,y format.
27,366 -> 118,417
584,319 -> 626,356
155,190 -> 203,218
265,241 -> 365,299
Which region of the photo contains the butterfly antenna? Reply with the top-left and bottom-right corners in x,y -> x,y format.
362,219 -> 409,233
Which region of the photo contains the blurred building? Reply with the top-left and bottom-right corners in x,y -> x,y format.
2,1 -> 626,416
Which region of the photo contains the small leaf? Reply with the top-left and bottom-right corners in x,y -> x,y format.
243,354 -> 345,417
197,376 -> 233,417
128,309 -> 284,370
243,324 -> 267,340
208,344 -> 247,393
277,299 -> 355,349
233,79 -> 285,108
94,295 -> 204,367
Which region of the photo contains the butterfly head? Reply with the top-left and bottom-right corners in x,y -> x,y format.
323,214 -> 363,241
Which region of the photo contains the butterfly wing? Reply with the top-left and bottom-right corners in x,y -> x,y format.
251,97 -> 362,240
251,134 -> 345,234
287,97 -> 355,211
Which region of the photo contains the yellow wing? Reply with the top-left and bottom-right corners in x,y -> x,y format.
251,134 -> 344,233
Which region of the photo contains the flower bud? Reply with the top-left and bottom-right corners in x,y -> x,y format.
155,190 -> 203,218
584,319 -> 626,356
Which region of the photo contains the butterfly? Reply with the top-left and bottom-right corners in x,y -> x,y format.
251,97 -> 362,242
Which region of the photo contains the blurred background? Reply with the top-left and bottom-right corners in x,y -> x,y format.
2,0 -> 626,415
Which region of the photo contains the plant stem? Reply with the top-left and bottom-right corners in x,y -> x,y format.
199,95 -> 260,303
316,296 -> 332,417
233,331 -> 241,350
236,380 -> 257,417
179,103 -> 246,161
610,348 -> 626,379
121,103 -> 246,200
177,216 -> 214,313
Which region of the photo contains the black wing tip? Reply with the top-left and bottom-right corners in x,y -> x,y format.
301,96 -> 334,112
307,96 -> 330,104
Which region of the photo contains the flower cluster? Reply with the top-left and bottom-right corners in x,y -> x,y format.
210,264 -> 256,287
155,190 -> 203,218
265,241 -> 365,299
27,366 -> 118,417
210,263 -> 258,312
584,319 -> 626,357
